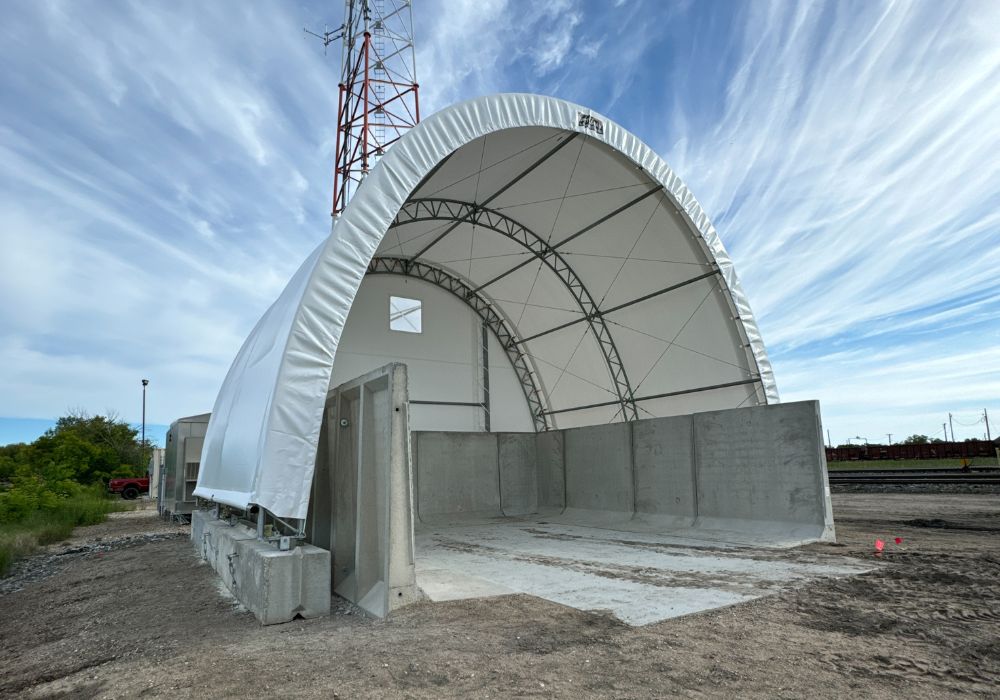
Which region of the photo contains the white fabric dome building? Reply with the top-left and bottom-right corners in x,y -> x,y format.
195,94 -> 778,521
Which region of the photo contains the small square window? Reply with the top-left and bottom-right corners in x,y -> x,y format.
389,296 -> 422,333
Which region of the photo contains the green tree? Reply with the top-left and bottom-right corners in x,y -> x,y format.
0,443 -> 26,482
902,434 -> 930,445
26,413 -> 149,484
0,411 -> 151,528
1,412 -> 149,489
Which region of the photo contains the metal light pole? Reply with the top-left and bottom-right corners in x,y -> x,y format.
141,379 -> 149,471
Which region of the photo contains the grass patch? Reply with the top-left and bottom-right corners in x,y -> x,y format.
0,490 -> 131,577
828,456 -> 1000,471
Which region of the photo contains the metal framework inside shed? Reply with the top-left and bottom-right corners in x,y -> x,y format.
368,128 -> 765,430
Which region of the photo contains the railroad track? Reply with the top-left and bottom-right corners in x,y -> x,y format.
829,470 -> 1000,485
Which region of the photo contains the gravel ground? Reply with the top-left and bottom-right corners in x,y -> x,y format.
0,504 -> 187,596
0,492 -> 998,698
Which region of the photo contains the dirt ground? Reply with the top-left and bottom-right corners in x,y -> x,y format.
1,491 -> 998,699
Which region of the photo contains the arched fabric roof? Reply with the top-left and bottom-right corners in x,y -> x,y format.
194,93 -> 778,519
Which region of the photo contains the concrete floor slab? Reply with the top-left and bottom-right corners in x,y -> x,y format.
415,520 -> 870,626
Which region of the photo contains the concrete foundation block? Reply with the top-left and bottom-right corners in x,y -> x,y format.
192,510 -> 331,625
232,538 -> 331,625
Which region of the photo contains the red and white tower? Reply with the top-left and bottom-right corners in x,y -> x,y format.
310,1 -> 420,218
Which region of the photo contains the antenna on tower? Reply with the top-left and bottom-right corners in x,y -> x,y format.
303,25 -> 344,55
307,1 -> 420,218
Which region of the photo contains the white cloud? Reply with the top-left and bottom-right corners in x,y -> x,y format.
779,331 -> 1000,442
664,1 -> 1000,349
532,10 -> 582,74
577,38 -> 604,59
0,1 -> 340,425
649,0 -> 1000,439
415,0 -> 512,112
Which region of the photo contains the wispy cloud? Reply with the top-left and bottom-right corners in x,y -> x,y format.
664,1 -> 1000,346
652,0 -> 1000,440
0,1 -> 341,426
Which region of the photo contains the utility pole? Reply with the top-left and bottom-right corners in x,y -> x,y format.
827,428 -> 832,448
141,379 -> 149,469
942,422 -> 947,441
986,409 -> 992,442
948,412 -> 955,442
308,0 -> 420,218
886,433 -> 892,445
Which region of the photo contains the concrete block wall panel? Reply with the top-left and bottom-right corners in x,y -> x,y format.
693,400 -> 835,542
535,431 -> 565,515
192,512 -> 331,626
387,365 -> 420,608
191,510 -> 254,601
355,376 -> 390,616
562,422 -> 633,523
409,400 -> 833,548
498,433 -> 538,516
294,545 -> 334,620
191,398 -> 834,625
415,431 -> 501,522
190,506 -> 207,550
233,540 -> 331,625
631,414 -> 697,529
332,388 -> 360,600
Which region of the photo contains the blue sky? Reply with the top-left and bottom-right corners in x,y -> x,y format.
1,0 -> 998,446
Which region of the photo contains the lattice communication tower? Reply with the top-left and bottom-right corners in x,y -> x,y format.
309,1 -> 420,217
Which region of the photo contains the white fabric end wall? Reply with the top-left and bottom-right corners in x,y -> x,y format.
330,275 -> 534,432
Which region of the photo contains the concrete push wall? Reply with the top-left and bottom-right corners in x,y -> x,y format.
412,400 -> 835,545
307,363 -> 419,618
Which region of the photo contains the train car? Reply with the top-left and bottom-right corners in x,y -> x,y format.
826,439 -> 996,462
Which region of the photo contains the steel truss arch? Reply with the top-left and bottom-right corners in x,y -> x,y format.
367,256 -> 550,431
392,198 -> 639,422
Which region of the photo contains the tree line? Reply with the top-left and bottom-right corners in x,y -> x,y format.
0,412 -> 150,525
834,434 -> 988,448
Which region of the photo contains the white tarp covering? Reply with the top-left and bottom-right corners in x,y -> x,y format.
195,93 -> 778,519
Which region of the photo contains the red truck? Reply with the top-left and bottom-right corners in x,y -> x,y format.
108,477 -> 150,500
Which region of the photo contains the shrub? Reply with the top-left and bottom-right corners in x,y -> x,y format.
0,410 -> 146,576
0,485 -> 129,576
